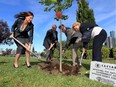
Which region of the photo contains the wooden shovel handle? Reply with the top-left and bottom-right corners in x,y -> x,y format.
48,43 -> 55,50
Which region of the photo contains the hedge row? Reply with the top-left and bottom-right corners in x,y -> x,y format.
53,46 -> 116,59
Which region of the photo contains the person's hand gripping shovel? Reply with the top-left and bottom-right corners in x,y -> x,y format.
11,36 -> 42,60
42,43 -> 55,58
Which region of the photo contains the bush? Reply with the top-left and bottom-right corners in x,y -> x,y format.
84,46 -> 110,60
87,49 -> 92,59
102,46 -> 110,59
113,48 -> 116,59
54,46 -> 110,60
86,47 -> 109,59
62,50 -> 71,59
53,49 -> 59,59
53,49 -> 72,59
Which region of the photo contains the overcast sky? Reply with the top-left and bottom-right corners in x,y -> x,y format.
0,0 -> 116,52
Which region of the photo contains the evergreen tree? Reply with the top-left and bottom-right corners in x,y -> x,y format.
77,0 -> 96,23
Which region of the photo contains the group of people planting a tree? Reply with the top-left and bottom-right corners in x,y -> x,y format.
9,11 -> 107,68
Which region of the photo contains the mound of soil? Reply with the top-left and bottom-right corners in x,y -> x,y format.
37,61 -> 80,76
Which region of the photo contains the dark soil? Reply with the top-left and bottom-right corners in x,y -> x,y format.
37,60 -> 80,76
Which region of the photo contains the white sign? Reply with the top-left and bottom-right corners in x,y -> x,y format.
89,61 -> 116,86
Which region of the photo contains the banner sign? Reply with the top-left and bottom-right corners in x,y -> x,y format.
89,61 -> 116,86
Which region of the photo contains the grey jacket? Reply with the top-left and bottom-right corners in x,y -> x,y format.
64,28 -> 82,50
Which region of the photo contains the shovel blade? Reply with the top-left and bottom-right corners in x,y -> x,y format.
41,50 -> 50,58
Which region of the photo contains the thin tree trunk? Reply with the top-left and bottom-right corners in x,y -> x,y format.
59,19 -> 62,72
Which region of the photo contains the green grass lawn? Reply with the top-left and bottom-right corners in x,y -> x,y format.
0,56 -> 115,87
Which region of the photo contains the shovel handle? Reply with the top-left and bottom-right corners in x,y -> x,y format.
48,43 -> 55,50
12,37 -> 42,59
12,37 -> 30,52
80,51 -> 85,66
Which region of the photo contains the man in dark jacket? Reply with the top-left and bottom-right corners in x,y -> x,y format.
59,24 -> 82,66
43,24 -> 58,62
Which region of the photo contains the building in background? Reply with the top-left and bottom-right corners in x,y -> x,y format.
104,30 -> 116,48
110,30 -> 115,38
110,30 -> 116,47
104,37 -> 112,48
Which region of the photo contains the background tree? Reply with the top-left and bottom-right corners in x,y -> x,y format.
0,20 -> 13,45
76,0 -> 96,23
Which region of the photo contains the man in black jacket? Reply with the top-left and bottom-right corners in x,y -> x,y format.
43,24 -> 58,62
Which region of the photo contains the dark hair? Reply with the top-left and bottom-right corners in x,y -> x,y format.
14,11 -> 34,19
59,24 -> 64,29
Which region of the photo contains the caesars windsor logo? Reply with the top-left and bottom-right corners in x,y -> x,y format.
95,62 -> 116,70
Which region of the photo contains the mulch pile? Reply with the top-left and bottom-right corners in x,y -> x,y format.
37,61 -> 80,76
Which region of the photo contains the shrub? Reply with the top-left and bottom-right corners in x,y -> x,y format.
62,50 -> 71,59
53,49 -> 59,59
87,49 -> 92,59
113,48 -> 116,59
102,46 -> 110,59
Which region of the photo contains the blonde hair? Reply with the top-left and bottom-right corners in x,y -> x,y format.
72,22 -> 81,33
72,22 -> 81,29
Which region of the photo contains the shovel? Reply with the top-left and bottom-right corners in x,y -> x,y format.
12,37 -> 41,60
80,51 -> 85,66
42,43 -> 55,58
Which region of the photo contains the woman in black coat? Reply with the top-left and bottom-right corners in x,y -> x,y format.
72,22 -> 107,62
10,11 -> 34,68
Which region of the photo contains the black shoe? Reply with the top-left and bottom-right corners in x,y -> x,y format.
27,65 -> 31,68
25,61 -> 31,68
